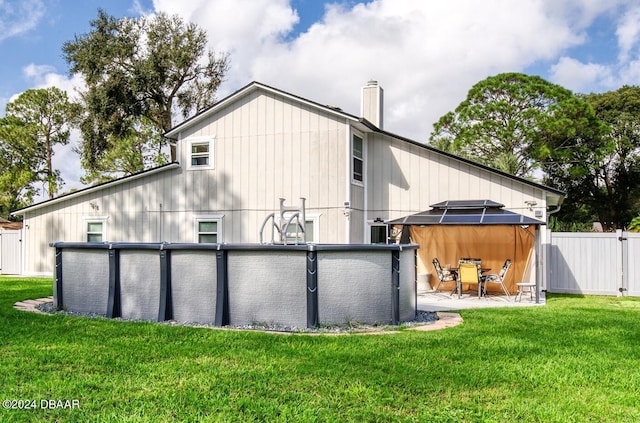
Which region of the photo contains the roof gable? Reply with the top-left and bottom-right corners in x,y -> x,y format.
164,81 -> 361,139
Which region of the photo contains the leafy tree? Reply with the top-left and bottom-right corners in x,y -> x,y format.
429,73 -> 605,179
0,117 -> 37,217
572,86 -> 640,229
5,87 -> 81,199
79,118 -> 166,184
629,216 -> 640,232
428,72 -> 623,231
63,10 -> 229,181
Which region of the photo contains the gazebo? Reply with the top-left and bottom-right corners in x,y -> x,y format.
387,200 -> 544,301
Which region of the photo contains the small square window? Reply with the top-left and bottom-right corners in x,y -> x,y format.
196,219 -> 219,243
191,142 -> 210,166
86,221 -> 104,242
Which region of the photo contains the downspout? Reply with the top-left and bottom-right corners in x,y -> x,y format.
546,204 -> 562,220
345,126 -> 352,244
535,225 -> 541,304
543,203 -> 562,298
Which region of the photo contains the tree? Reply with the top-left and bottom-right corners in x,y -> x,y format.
5,87 -> 81,199
0,117 -> 37,217
559,86 -> 640,230
429,73 -> 605,179
630,216 -> 640,232
63,10 -> 229,181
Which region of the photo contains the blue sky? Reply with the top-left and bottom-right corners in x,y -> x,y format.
2,0 -> 640,194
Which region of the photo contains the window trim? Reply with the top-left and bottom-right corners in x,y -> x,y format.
277,214 -> 320,244
351,132 -> 364,186
84,216 -> 108,243
187,137 -> 215,170
193,214 -> 224,243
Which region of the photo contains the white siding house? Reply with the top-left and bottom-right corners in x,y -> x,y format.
13,81 -> 564,275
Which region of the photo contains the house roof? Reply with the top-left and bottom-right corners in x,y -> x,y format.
386,200 -> 545,226
165,81 -> 565,206
11,162 -> 180,215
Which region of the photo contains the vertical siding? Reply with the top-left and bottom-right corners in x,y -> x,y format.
22,88 -> 352,274
366,133 -> 545,220
548,232 -> 622,295
181,90 -> 350,244
627,233 -> 640,296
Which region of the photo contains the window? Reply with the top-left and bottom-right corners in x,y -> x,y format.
278,215 -> 319,243
191,142 -> 209,166
370,225 -> 387,244
352,134 -> 363,183
188,138 -> 214,169
283,219 -> 314,244
85,218 -> 107,242
194,215 -> 223,243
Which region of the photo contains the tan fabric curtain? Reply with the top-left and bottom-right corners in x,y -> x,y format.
410,225 -> 535,294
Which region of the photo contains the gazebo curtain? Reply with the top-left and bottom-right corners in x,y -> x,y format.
410,224 -> 536,294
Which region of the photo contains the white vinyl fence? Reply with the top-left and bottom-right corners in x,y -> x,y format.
547,230 -> 640,296
0,229 -> 22,275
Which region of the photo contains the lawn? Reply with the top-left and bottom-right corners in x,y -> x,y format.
1,277 -> 640,422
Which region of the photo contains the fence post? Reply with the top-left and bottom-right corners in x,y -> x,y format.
158,248 -> 173,321
391,250 -> 400,325
306,246 -> 319,328
107,248 -> 121,318
54,247 -> 63,310
215,249 -> 229,326
619,229 -> 628,296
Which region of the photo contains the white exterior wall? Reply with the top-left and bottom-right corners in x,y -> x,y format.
175,89 -> 350,244
21,89 -> 352,274
365,133 -> 548,222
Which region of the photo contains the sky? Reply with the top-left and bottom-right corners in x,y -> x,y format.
2,0 -> 640,196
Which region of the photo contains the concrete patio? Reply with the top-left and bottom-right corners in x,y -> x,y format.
417,289 -> 546,312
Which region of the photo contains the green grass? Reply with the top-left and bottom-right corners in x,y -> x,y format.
2,277 -> 640,422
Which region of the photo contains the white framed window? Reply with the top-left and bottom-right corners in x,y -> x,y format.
84,217 -> 108,242
194,215 -> 223,243
352,133 -> 364,184
278,214 -> 320,244
369,223 -> 388,244
188,137 -> 214,170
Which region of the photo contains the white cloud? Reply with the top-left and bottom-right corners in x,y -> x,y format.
616,5 -> 640,62
549,57 -> 615,93
618,59 -> 640,86
20,64 -> 85,100
0,0 -> 45,42
152,0 -> 618,141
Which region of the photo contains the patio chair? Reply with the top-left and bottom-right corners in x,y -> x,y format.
458,262 -> 482,298
432,258 -> 456,294
482,259 -> 512,300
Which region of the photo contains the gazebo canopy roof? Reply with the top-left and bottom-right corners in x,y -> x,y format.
386,200 -> 544,226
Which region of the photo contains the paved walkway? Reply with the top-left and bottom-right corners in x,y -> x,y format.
417,290 -> 545,312
13,296 -> 53,314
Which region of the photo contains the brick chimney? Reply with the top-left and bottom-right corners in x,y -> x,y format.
361,80 -> 384,129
